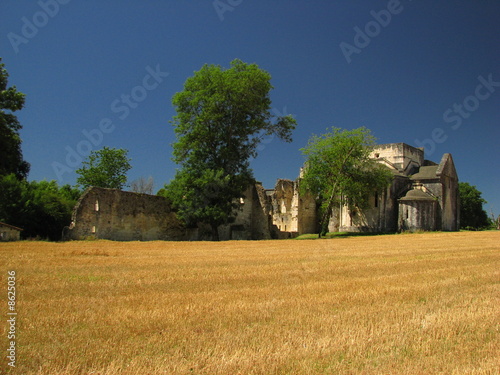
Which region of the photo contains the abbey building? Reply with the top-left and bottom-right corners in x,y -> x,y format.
64,143 -> 459,241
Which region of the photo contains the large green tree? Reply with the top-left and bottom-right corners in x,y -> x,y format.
458,182 -> 490,230
0,58 -> 30,179
76,147 -> 131,190
300,127 -> 393,237
165,59 -> 297,240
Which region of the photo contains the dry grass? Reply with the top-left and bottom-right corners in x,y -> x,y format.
0,231 -> 499,374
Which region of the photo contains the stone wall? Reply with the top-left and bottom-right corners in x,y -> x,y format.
335,175 -> 409,233
436,154 -> 459,231
217,184 -> 272,240
65,184 -> 272,242
398,198 -> 438,231
271,180 -> 296,233
269,179 -> 317,236
398,187 -> 438,231
0,223 -> 22,241
371,143 -> 424,174
65,187 -> 186,241
296,181 -> 318,234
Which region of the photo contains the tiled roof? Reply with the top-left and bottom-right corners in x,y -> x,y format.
0,222 -> 23,231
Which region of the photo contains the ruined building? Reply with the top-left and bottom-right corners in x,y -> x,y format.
65,143 -> 459,241
64,184 -> 273,241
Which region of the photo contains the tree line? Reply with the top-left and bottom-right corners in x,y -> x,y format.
0,58 -> 495,240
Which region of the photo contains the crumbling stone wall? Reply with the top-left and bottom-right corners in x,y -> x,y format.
217,183 -> 272,240
65,187 -> 186,241
296,183 -> 317,234
269,179 -> 317,236
66,184 -> 273,242
271,180 -> 295,233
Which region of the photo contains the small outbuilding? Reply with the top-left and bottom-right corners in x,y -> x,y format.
0,222 -> 23,241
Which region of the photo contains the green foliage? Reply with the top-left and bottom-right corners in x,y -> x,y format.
0,174 -> 81,240
458,182 -> 490,230
0,58 -> 30,179
0,174 -> 25,224
76,147 -> 131,190
167,59 -> 296,240
163,168 -> 247,228
300,127 -> 393,236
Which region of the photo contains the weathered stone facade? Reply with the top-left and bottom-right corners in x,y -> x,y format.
64,184 -> 272,241
64,188 -> 186,241
65,143 -> 459,241
267,179 -> 318,238
0,222 -> 22,241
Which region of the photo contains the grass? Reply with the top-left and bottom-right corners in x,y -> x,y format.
0,231 -> 499,374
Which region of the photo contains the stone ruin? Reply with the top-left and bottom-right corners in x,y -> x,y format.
64,143 -> 459,241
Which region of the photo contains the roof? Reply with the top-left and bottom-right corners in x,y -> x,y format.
399,189 -> 436,201
0,222 -> 23,231
410,165 -> 439,180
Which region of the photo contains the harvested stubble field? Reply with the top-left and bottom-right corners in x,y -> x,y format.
0,231 -> 499,375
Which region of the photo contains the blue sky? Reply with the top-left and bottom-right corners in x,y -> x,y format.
1,1 -> 499,215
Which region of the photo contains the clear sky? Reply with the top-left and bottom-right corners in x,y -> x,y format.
1,1 -> 499,215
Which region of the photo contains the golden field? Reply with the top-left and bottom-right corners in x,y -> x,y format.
0,231 -> 499,375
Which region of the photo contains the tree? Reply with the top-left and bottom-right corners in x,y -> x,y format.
130,176 -> 155,195
0,58 -> 30,179
458,182 -> 490,230
22,180 -> 81,240
0,174 -> 81,240
76,147 -> 131,190
300,127 -> 393,237
165,59 -> 297,240
0,174 -> 25,226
